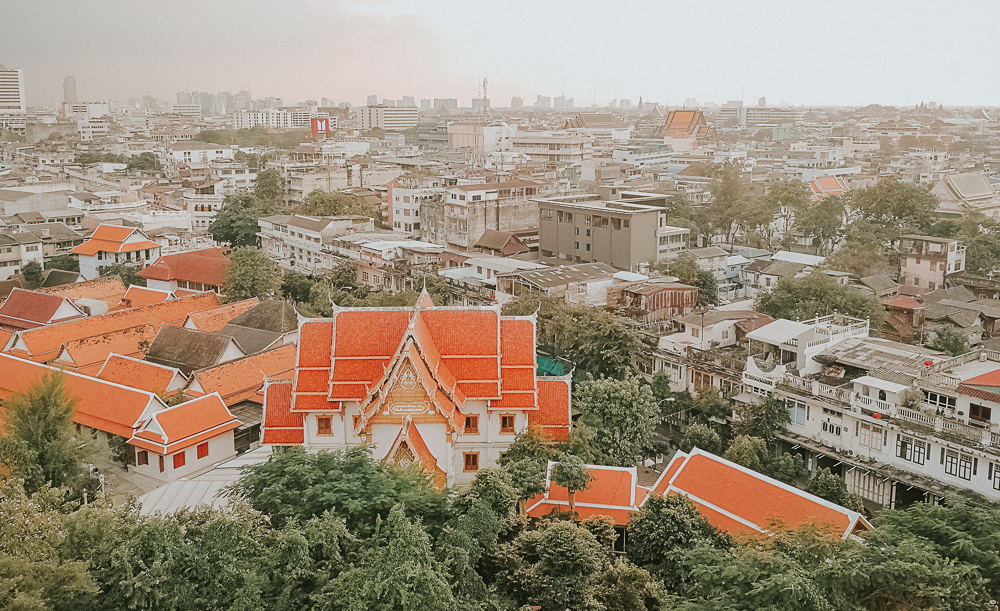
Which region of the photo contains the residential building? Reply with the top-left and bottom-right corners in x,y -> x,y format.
898,235 -> 966,290
438,255 -> 547,305
610,280 -> 698,324
0,232 -> 43,280
257,214 -> 375,272
231,108 -> 326,130
259,293 -> 572,487
497,262 -> 619,305
0,66 -> 26,114
536,192 -> 690,270
421,180 -> 549,251
138,248 -> 229,294
511,131 -> 593,165
162,142 -> 235,177
358,106 -> 419,131
71,223 -> 162,280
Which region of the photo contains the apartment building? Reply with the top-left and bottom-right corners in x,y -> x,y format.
0,66 -> 26,115
536,192 -> 690,270
420,180 -> 549,251
162,142 -> 235,177
898,235 -> 966,290
257,214 -> 375,272
0,231 -> 43,280
232,108 -> 328,130
511,131 -> 593,165
358,106 -> 419,131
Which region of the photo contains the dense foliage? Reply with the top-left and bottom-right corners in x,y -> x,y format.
755,272 -> 884,328
195,126 -> 308,149
209,193 -> 277,248
222,247 -> 278,302
98,263 -> 147,287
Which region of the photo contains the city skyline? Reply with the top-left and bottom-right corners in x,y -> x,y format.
3,0 -> 1000,109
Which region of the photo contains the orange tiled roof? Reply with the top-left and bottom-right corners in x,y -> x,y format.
526,463 -> 644,526
116,285 -> 173,309
130,393 -> 241,454
138,248 -> 229,288
183,298 -> 259,332
0,353 -> 160,438
4,292 -> 221,362
36,276 -> 127,310
261,379 -> 302,444
648,449 -> 871,538
0,288 -> 84,330
186,343 -> 296,405
55,324 -> 158,376
71,224 -> 160,256
386,417 -> 447,488
97,353 -> 186,394
531,378 -> 571,441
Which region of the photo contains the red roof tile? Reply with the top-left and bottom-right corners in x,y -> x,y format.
97,354 -> 185,394
334,311 -> 410,357
36,276 -> 127,310
183,298 -> 259,332
0,289 -> 83,329
298,321 -> 333,367
138,248 -> 229,288
501,319 -> 535,366
186,343 -> 296,405
531,378 -> 571,441
116,286 -> 173,309
57,324 -> 158,375
526,464 -> 642,525
130,393 -> 241,454
262,380 -> 303,444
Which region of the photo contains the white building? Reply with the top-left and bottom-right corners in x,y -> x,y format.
0,232 -> 43,280
0,66 -> 26,115
78,117 -> 111,141
257,214 -> 376,272
358,106 -> 419,131
232,108 -> 327,130
70,223 -> 162,280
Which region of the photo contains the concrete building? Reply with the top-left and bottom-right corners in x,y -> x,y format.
536,192 -> 690,270
358,106 -> 419,131
0,231 -> 43,280
421,180 -> 549,251
898,235 -> 966,290
70,224 -> 162,280
0,66 -> 26,115
231,108 -> 325,130
511,131 -> 593,165
63,75 -> 77,105
433,98 -> 458,111
257,214 -> 375,273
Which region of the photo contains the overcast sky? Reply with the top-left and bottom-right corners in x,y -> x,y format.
3,0 -> 998,108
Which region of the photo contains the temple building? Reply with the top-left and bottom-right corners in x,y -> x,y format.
261,291 -> 572,486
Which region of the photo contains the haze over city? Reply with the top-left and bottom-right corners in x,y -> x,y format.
4,0 -> 1000,107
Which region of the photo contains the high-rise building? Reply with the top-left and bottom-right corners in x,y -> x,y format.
471,97 -> 490,114
554,95 -> 573,109
366,94 -> 379,106
420,98 -> 431,110
358,106 -> 419,131
619,99 -> 631,109
684,97 -> 698,108
0,66 -> 26,114
535,95 -> 552,108
510,96 -> 523,110
758,96 -> 767,108
401,96 -> 415,108
63,75 -> 77,105
433,98 -> 457,111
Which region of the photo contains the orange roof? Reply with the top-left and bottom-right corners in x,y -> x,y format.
4,292 -> 221,362
261,379 -> 302,444
72,239 -> 160,256
386,418 -> 446,488
55,324 -> 158,375
0,289 -> 84,330
530,378 -> 571,441
0,353 -> 160,438
90,224 -> 137,242
526,463 -> 644,526
182,298 -> 259,332
649,449 -> 871,538
36,276 -> 127,310
186,343 -> 296,405
116,285 -> 173,309
138,248 -> 229,288
97,353 -> 186,394
130,393 -> 241,454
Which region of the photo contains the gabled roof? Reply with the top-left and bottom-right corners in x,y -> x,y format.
526,462 -> 646,525
859,274 -> 899,296
474,229 -> 531,256
261,379 -> 302,444
138,248 -> 229,288
0,353 -> 162,438
56,323 -> 158,375
217,324 -> 282,354
97,353 -> 187,394
386,417 -> 447,488
760,260 -> 808,278
71,223 -> 160,256
145,324 -> 245,375
226,300 -> 298,334
186,343 -> 296,405
659,109 -> 710,139
0,288 -> 85,330
130,393 -> 241,455
36,276 -> 127,310
39,269 -> 81,288
648,449 -> 871,538
183,298 -> 260,332
116,285 -> 173,309
3,292 -> 221,362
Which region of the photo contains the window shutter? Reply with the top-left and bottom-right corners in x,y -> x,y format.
940,448 -> 945,464
974,457 -> 978,476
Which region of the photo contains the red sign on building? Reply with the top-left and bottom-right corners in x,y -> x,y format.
311,117 -> 330,136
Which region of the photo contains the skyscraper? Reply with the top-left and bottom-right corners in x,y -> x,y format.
510,96 -> 523,110
367,94 -> 379,106
63,75 -> 78,104
0,66 -> 26,114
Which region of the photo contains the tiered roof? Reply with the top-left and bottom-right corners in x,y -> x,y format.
97,353 -> 188,394
186,343 -> 296,405
182,298 -> 259,332
70,224 -> 160,256
130,393 -> 241,455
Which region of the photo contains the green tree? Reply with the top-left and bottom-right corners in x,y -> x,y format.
679,423 -> 723,454
722,435 -> 769,472
756,272 -> 884,329
0,482 -> 97,609
503,458 -> 547,519
735,396 -> 790,445
626,493 -> 731,589
209,193 -> 274,248
592,560 -> 668,611
550,453 -> 594,514
222,247 -> 277,303
299,189 -> 380,219
493,519 -> 608,611
846,179 -> 937,244
824,222 -> 897,278
21,260 -> 43,288
765,452 -> 806,485
0,371 -> 96,497
228,446 -> 450,537
805,467 -> 863,511
281,270 -> 315,303
98,263 -> 147,287
765,180 -> 813,249
45,253 -> 80,272
575,374 -> 659,466
660,252 -> 718,306
927,325 -> 970,356
254,169 -> 286,206
706,162 -> 753,244
326,504 -> 456,611
689,386 -> 729,424
126,152 -> 161,172
797,194 -> 845,255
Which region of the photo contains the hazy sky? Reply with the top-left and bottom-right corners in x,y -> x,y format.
3,0 -> 999,108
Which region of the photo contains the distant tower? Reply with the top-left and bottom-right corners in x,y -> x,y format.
758,96 -> 767,108
63,75 -> 78,104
